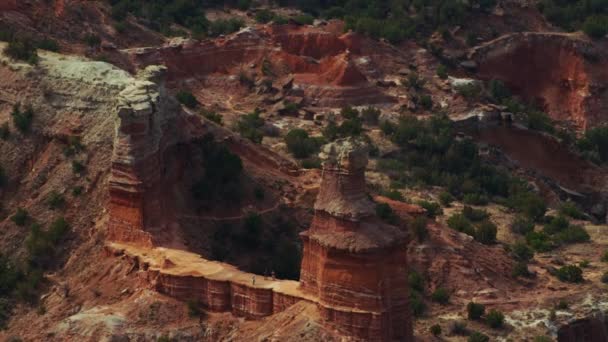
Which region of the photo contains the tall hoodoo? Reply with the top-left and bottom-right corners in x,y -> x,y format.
107,65 -> 180,246
300,138 -> 413,341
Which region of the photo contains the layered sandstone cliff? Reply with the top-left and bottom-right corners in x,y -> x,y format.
299,139 -> 412,342
107,65 -> 200,246
470,32 -> 608,130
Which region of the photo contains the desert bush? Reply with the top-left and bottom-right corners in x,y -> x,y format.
201,109 -> 222,125
467,302 -> 485,320
236,110 -> 265,143
408,270 -> 424,293
430,324 -> 441,336
511,241 -> 534,262
83,33 -> 101,47
409,290 -> 426,317
412,216 -> 428,242
4,37 -> 38,64
284,129 -> 321,159
474,221 -> 497,245
360,107 -> 380,125
511,216 -> 535,235
512,261 -> 532,278
559,201 -> 585,219
0,122 -> 9,140
11,208 -> 28,226
417,200 -> 441,218
46,191 -> 65,210
431,287 -> 450,305
601,271 -> 608,283
555,265 -> 583,283
462,206 -> 489,222
11,103 -> 34,133
72,160 -> 85,174
486,309 -> 504,329
447,213 -> 475,236
436,65 -> 448,79
583,15 -> 608,39
438,191 -> 454,207
468,331 -> 490,342
255,9 -> 275,23
176,90 -> 198,109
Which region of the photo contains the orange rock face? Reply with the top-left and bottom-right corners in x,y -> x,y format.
472,32 -> 608,130
0,0 -> 17,11
127,23 -> 393,106
299,139 -> 413,341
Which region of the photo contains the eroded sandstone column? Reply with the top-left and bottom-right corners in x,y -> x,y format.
299,138 -> 413,341
107,65 -> 180,246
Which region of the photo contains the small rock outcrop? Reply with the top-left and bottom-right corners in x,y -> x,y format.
299,138 -> 412,341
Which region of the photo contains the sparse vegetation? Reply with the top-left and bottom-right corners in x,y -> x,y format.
431,287 -> 450,305
486,309 -> 504,329
11,103 -> 34,133
0,122 -> 9,140
468,331 -> 490,342
412,216 -> 428,242
46,191 -> 65,210
236,110 -> 265,144
467,302 -> 485,320
176,90 -> 198,109
4,37 -> 38,64
555,265 -> 584,283
72,160 -> 85,174
11,208 -> 29,227
417,200 -> 441,218
430,324 -> 442,336
284,129 -> 322,159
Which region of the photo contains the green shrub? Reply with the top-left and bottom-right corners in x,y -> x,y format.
601,271 -> 608,283
412,216 -> 428,242
455,83 -> 482,100
409,290 -> 426,317
511,241 -> 534,262
236,110 -> 265,143
508,191 -> 547,222
488,79 -> 510,102
512,261 -> 531,278
439,191 -> 454,207
72,186 -> 84,196
526,231 -> 554,252
300,158 -> 321,169
11,103 -> 34,133
47,191 -> 65,210
419,95 -> 433,110
208,18 -> 244,37
4,38 -> 38,64
468,331 -> 490,342
11,208 -> 28,226
447,214 -> 475,236
463,193 -> 489,206
534,336 -> 552,342
486,309 -> 504,329
284,129 -> 320,159
417,200 -> 441,218
436,65 -> 448,79
559,201 -> 585,219
201,109 -> 222,125
383,189 -> 404,201
526,110 -> 554,133
360,107 -> 380,125
255,9 -> 275,23
187,299 -> 201,317
408,270 -> 424,292
583,15 -> 608,39
602,250 -> 608,262
462,206 -> 489,222
511,216 -> 535,235
37,38 -> 59,52
0,122 -> 9,140
474,221 -> 497,245
72,160 -> 85,174
293,14 -> 314,25
430,324 -> 442,336
376,203 -> 397,224
176,90 -> 198,109
431,287 -> 450,305
555,265 -> 583,283
83,33 -> 101,47
467,302 -> 485,320
404,73 -> 425,90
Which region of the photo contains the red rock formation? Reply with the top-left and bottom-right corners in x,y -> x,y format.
107,66 -> 188,246
126,25 -> 394,106
471,32 -> 608,130
299,139 -> 412,342
0,0 -> 17,11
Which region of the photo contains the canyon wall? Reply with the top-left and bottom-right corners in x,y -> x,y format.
471,32 -> 608,130
0,0 -> 17,11
299,139 -> 412,341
